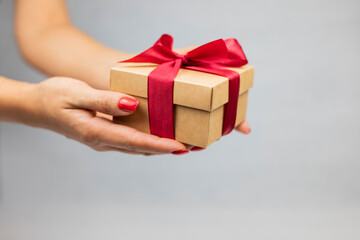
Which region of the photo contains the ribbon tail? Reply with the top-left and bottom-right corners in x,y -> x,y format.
148,59 -> 182,139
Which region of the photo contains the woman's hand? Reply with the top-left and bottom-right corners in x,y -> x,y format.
21,77 -> 187,155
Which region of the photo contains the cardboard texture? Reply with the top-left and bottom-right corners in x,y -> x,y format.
110,63 -> 254,148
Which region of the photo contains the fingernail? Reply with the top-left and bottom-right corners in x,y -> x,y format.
190,146 -> 205,152
118,97 -> 139,112
171,149 -> 189,155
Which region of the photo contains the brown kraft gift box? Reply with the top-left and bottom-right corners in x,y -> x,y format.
110,62 -> 254,148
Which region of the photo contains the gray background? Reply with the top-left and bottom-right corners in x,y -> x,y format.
1,0 -> 360,239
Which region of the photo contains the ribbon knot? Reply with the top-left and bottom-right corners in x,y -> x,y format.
179,55 -> 190,66
121,34 -> 248,140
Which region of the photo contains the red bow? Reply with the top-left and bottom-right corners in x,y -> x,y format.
121,34 -> 248,139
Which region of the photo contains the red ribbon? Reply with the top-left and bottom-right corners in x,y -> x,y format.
121,34 -> 248,139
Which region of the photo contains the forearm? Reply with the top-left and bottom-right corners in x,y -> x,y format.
15,0 -> 130,90
0,76 -> 39,125
16,25 -> 129,90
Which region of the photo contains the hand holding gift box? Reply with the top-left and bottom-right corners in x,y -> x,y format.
111,34 -> 254,148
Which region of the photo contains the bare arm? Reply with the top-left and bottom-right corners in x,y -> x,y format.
15,0 -> 129,90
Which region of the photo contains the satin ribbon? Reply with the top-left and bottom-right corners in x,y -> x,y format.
121,34 -> 248,139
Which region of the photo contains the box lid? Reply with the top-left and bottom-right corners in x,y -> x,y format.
111,63 -> 254,111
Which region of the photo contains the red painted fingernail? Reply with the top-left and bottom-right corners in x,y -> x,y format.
118,97 -> 139,112
190,146 -> 205,152
171,149 -> 189,155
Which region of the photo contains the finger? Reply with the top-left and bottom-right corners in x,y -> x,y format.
76,88 -> 139,117
88,116 -> 188,154
96,112 -> 112,120
235,120 -> 251,134
190,146 -> 206,152
94,146 -> 158,156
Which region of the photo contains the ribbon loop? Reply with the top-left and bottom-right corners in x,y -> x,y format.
185,39 -> 228,64
120,34 -> 248,139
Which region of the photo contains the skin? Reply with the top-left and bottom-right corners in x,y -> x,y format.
0,0 -> 250,155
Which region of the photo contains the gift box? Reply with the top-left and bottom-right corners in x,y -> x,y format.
110,35 -> 254,148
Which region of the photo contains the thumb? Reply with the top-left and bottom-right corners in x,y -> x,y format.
76,88 -> 139,116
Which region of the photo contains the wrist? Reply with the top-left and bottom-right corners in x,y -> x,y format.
17,81 -> 44,127
0,76 -> 42,126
